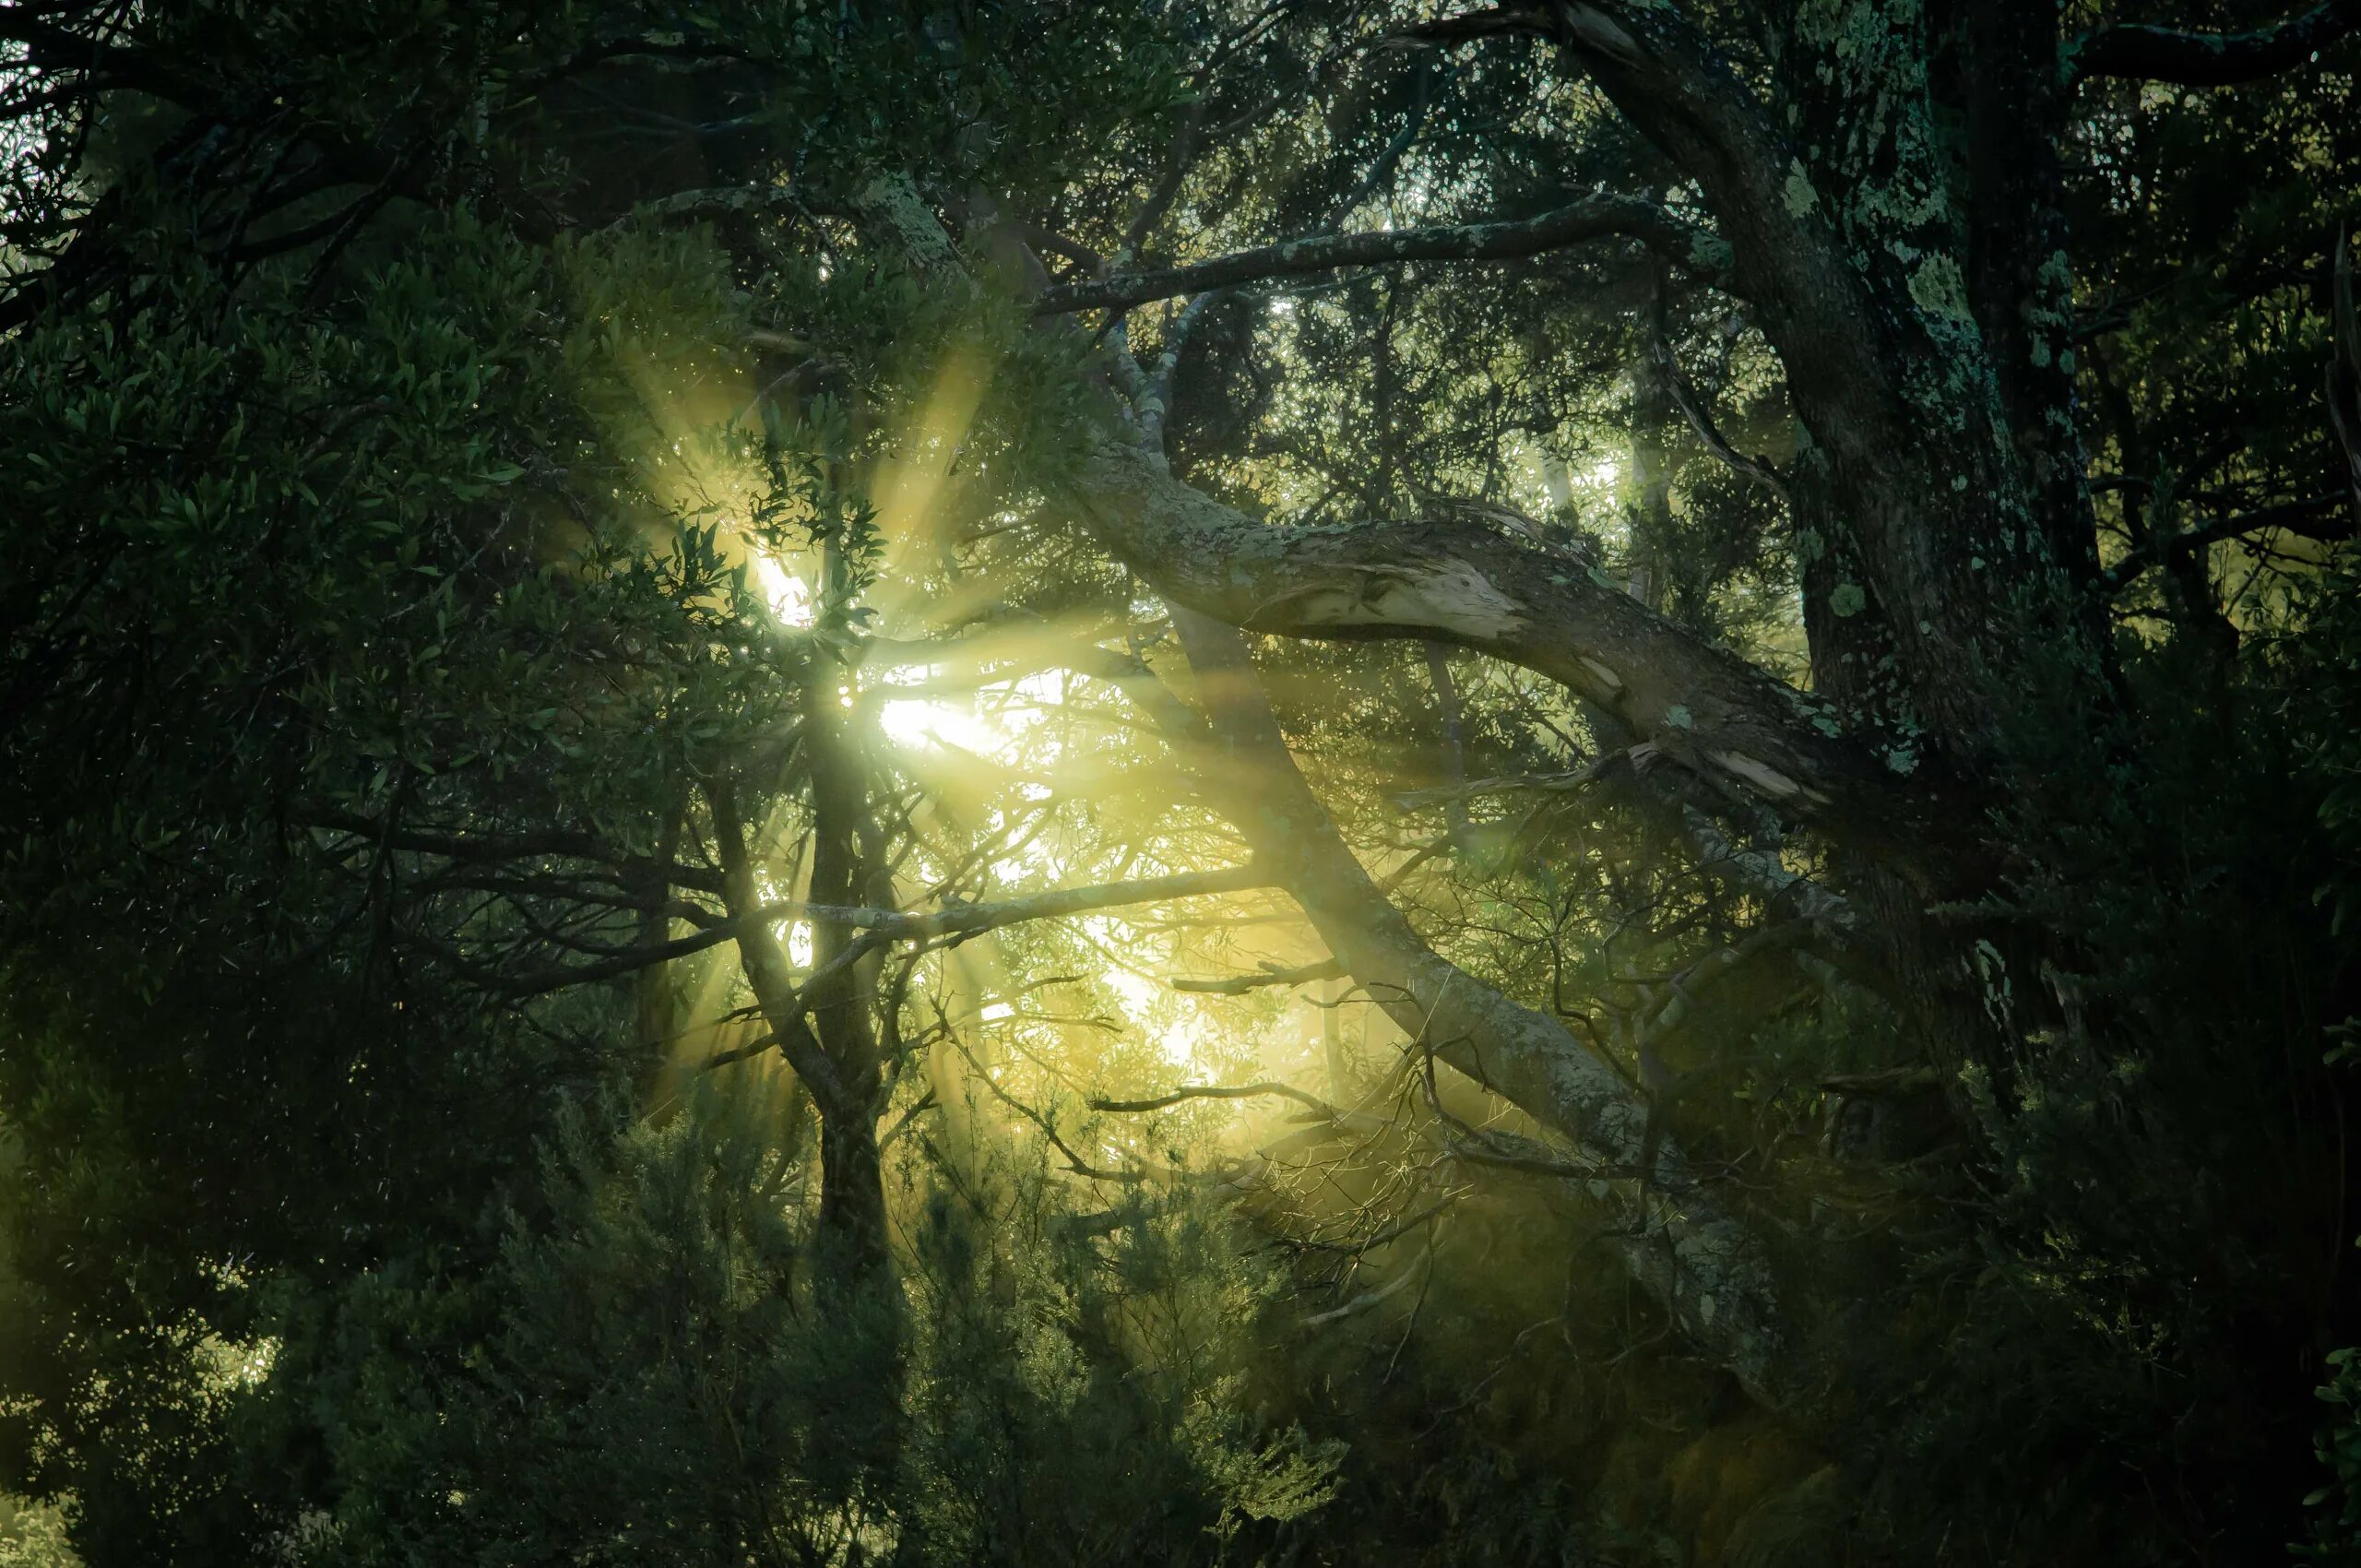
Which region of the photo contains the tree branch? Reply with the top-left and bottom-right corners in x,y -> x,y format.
1069,443 -> 1951,865
1089,1080 -> 1342,1117
1169,957 -> 1347,995
1150,602 -> 1802,1410
2097,493 -> 2352,591
1035,196 -> 1732,316
709,782 -> 859,1118
2070,0 -> 2361,87
873,863 -> 1275,945
494,922 -> 745,996
1650,330 -> 1788,504
296,806 -> 725,892
1402,6 -> 2037,754
1391,759 -> 1614,814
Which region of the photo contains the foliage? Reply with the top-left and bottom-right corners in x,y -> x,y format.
262,1084 -> 1332,1566
3,2 -> 2361,1565
2298,1344 -> 2361,1559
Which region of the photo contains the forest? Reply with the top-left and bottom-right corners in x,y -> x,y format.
4,1 -> 2361,1562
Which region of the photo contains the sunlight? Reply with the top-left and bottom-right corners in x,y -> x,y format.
1089,923 -> 1213,1069
867,344 -> 995,623
748,553 -> 815,626
873,667 -> 1056,762
877,694 -> 1004,754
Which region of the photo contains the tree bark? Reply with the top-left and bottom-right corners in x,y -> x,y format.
1071,442 -> 1965,880
801,537 -> 895,1281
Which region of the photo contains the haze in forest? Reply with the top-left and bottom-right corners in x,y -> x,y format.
3,3 -> 2361,1564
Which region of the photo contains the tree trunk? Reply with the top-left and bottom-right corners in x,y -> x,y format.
802,534 -> 894,1281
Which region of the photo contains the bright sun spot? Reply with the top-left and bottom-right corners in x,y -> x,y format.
878,695 -> 1003,754
749,553 -> 814,626
875,669 -> 1057,758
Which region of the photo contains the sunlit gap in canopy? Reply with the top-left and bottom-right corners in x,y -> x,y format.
1511,433 -> 1620,516
747,553 -> 815,627
718,347 -> 1302,1085
872,667 -> 1066,758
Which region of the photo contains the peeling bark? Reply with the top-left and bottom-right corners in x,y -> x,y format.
1414,3 -> 2105,762
1070,442 -> 1958,874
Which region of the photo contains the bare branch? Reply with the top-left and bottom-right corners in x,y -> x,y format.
1035,196 -> 1732,316
1631,918 -> 1811,1049
709,783 -> 858,1117
946,1032 -> 1145,1183
1169,957 -> 1347,995
1292,1192 -> 1469,1258
1673,804 -> 1857,935
1089,1080 -> 1342,1117
1300,1235 -> 1437,1327
875,863 -> 1275,945
494,923 -> 746,997
1019,222 -> 1107,276
1115,97 -> 1206,264
1651,331 -> 1789,504
1156,603 -> 1801,1408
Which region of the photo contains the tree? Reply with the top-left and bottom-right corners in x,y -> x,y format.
4,1 -> 2359,1562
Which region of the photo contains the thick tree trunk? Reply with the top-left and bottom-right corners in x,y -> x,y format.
815,1108 -> 893,1278
1500,3 -> 2109,772
1764,3 -> 2111,1100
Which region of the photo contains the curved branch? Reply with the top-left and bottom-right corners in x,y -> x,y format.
1650,331 -> 1789,504
1090,1080 -> 1340,1117
1070,444 -> 1950,867
1034,196 -> 1732,316
2070,0 -> 2361,87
